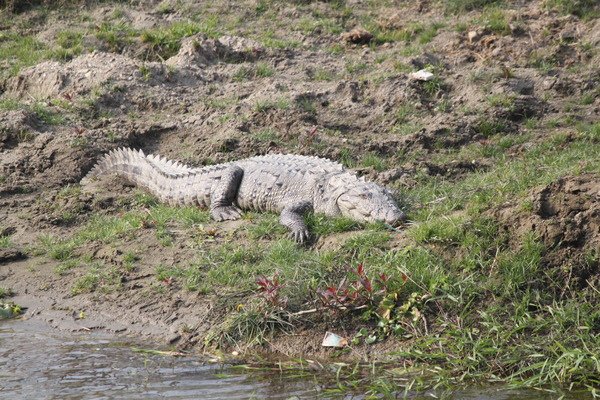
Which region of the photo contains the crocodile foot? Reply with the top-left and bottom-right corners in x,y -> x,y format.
290,228 -> 311,244
211,206 -> 242,221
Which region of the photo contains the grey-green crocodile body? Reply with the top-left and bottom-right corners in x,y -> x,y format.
82,148 -> 406,242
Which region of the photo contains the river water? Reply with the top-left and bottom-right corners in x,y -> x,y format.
0,319 -> 587,399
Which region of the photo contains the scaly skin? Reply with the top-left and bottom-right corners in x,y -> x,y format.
81,148 -> 406,242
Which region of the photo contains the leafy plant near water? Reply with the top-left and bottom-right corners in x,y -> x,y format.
0,301 -> 22,319
317,263 -> 394,311
255,273 -> 287,308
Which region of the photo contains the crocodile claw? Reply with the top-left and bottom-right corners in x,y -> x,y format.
211,206 -> 242,221
290,228 -> 311,244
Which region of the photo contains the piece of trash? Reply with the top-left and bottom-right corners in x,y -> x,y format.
322,331 -> 348,348
467,30 -> 480,43
409,69 -> 435,81
231,351 -> 239,356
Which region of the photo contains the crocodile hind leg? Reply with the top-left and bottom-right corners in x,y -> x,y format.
210,165 -> 244,221
280,200 -> 313,243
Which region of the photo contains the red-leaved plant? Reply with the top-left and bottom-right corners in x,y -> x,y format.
255,273 -> 288,308
317,263 -> 398,311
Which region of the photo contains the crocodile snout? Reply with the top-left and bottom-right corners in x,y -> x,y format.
384,210 -> 406,226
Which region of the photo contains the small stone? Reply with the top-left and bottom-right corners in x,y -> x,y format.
167,333 -> 181,344
543,77 -> 557,90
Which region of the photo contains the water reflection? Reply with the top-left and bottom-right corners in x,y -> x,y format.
0,320 -> 318,399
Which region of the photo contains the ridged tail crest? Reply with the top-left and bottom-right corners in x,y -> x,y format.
81,147 -> 195,203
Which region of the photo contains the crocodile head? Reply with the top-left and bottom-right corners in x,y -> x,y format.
336,180 -> 406,226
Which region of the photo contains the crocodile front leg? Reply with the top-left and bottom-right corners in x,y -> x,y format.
280,200 -> 313,243
210,165 -> 244,221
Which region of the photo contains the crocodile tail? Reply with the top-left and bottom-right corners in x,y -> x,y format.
81,147 -> 181,203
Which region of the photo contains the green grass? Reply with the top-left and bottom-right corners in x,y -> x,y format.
486,93 -> 515,108
296,98 -> 317,115
53,30 -> 84,60
0,235 -> 11,248
0,100 -> 66,125
578,122 -> 600,142
417,22 -> 445,44
257,30 -> 301,49
366,21 -> 426,44
0,287 -> 13,298
310,68 -> 335,81
296,16 -> 344,35
0,33 -> 50,79
245,213 -> 287,240
71,263 -> 122,295
140,19 -> 219,60
475,119 -> 508,137
95,21 -> 137,52
255,98 -> 290,112
445,0 -> 503,13
252,129 -> 280,144
361,153 -> 388,172
233,63 -> 274,81
477,6 -> 511,35
31,103 -> 66,125
544,0 -> 600,19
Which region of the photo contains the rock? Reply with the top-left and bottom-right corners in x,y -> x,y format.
543,77 -> 557,90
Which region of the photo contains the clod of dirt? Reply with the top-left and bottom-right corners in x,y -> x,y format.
6,52 -> 143,100
165,35 -> 217,69
341,28 -> 373,45
496,174 -> 600,288
0,248 -> 26,265
166,34 -> 265,70
217,35 -> 265,61
468,30 -> 481,44
0,110 -> 42,150
424,160 -> 489,179
0,227 -> 16,237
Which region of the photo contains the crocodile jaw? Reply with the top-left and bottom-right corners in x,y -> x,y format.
336,182 -> 406,225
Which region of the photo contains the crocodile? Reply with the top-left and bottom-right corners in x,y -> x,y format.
81,148 -> 406,242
